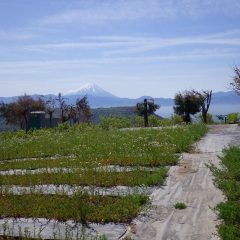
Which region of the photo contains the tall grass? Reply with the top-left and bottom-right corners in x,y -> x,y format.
0,123 -> 208,232
210,147 -> 240,240
0,124 -> 207,163
0,168 -> 167,187
0,193 -> 148,223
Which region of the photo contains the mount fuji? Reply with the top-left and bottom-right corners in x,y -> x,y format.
65,83 -> 117,98
0,83 -> 239,116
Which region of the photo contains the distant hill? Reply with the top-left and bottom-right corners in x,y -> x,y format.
91,106 -> 163,124
0,83 -> 239,116
91,106 -> 136,123
211,91 -> 240,104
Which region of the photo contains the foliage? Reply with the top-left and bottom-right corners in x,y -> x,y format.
0,123 -> 207,237
174,91 -> 202,123
91,106 -> 136,124
230,66 -> 240,96
55,93 -> 68,123
0,167 -> 167,187
227,113 -> 239,123
174,202 -> 187,209
210,147 -> 240,240
136,99 -> 160,127
217,115 -> 226,122
131,115 -> 144,127
58,95 -> 92,125
75,96 -> 92,123
56,122 -> 70,131
0,124 -> 207,165
99,116 -> 131,130
135,99 -> 159,116
197,113 -> 214,124
148,115 -> 160,127
171,114 -> 184,125
194,90 -> 212,123
0,193 -> 148,223
0,95 -> 45,132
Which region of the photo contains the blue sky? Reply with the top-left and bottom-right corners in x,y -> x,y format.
0,0 -> 240,98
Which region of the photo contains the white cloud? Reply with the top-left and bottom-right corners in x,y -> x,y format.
24,41 -> 140,51
40,0 -> 240,25
23,30 -> 240,56
0,47 -> 237,75
0,30 -> 34,40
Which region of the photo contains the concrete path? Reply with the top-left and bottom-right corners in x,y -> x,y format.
122,124 -> 240,240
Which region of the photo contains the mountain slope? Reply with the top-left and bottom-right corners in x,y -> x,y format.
0,84 -> 239,111
64,83 -> 117,98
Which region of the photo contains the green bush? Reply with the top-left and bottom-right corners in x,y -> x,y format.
99,116 -> 131,130
56,122 -> 70,131
197,113 -> 214,124
131,115 -> 144,127
171,114 -> 184,125
227,113 -> 239,123
218,224 -> 240,240
148,115 -> 160,127
158,119 -> 173,127
174,202 -> 187,209
211,147 -> 240,240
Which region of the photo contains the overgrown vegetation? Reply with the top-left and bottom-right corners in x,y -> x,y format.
210,147 -> 240,240
227,113 -> 239,124
174,89 -> 213,123
0,168 -> 167,187
174,202 -> 187,209
0,193 -> 148,223
0,123 -> 207,239
0,124 -> 207,163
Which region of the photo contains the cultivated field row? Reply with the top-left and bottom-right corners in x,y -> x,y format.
0,124 -> 207,239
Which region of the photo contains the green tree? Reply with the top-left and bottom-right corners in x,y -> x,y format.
76,96 -> 92,123
174,91 -> 201,123
0,102 -> 19,126
68,105 -> 78,125
136,99 -> 160,127
194,90 -> 212,124
0,95 -> 45,132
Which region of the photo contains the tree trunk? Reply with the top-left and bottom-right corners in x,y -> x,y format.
23,113 -> 29,133
202,111 -> 207,124
49,112 -> 53,128
144,99 -> 148,127
184,112 -> 191,123
61,109 -> 64,123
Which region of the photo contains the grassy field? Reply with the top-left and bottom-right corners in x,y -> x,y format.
0,123 -> 207,238
210,147 -> 240,240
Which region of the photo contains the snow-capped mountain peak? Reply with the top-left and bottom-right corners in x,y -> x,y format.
65,83 -> 116,98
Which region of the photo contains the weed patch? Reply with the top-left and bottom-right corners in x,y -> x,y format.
0,123 -> 207,238
210,146 -> 240,239
0,168 -> 167,187
0,193 -> 148,223
174,202 -> 187,209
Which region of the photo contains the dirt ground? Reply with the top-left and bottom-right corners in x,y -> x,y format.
121,124 -> 240,240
